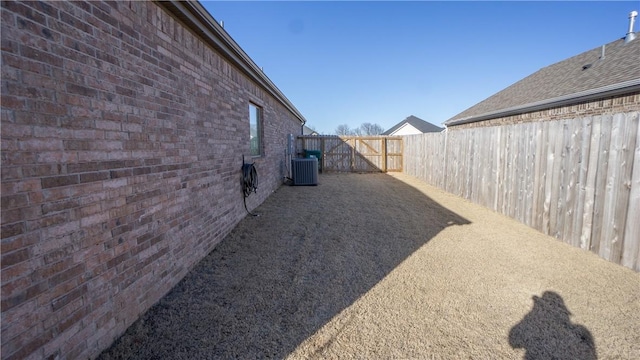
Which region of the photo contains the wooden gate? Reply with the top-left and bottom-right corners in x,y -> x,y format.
296,136 -> 403,172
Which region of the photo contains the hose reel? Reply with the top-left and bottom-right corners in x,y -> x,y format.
241,156 -> 258,216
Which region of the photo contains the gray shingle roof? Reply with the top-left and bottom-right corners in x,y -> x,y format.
446,34 -> 640,126
382,115 -> 444,135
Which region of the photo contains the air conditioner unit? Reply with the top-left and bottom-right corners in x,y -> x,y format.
291,158 -> 318,186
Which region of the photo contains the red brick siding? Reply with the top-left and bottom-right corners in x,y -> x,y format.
1,1 -> 302,359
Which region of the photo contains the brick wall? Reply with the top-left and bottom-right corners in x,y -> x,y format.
449,92 -> 640,129
1,1 -> 303,359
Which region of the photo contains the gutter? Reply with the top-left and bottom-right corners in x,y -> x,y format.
156,1 -> 306,125
444,78 -> 640,127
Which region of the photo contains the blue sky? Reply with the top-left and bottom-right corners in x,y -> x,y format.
201,1 -> 638,134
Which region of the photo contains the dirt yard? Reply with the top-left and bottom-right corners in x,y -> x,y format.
99,173 -> 640,360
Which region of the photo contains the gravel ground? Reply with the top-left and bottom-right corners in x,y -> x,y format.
99,173 -> 640,360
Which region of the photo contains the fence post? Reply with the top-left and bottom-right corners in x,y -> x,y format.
320,138 -> 325,172
351,138 -> 356,171
382,138 -> 387,172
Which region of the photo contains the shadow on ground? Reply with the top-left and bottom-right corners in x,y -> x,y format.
98,173 -> 469,359
509,291 -> 597,360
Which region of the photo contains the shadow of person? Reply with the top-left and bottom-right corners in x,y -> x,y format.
509,291 -> 597,360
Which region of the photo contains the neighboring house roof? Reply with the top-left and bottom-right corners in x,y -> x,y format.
159,1 -> 306,125
382,115 -> 444,135
302,125 -> 319,135
445,34 -> 640,126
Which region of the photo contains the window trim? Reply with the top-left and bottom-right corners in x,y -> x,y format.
249,102 -> 263,157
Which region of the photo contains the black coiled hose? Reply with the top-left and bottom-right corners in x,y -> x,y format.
242,162 -> 258,216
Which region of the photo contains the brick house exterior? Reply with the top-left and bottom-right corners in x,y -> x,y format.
1,1 -> 305,359
448,92 -> 640,130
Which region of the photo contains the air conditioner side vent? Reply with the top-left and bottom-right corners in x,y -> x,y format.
291,158 -> 318,186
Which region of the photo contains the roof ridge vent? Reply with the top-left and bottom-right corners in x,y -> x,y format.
625,10 -> 638,43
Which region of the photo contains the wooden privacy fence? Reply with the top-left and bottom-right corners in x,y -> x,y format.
404,112 -> 640,271
296,135 -> 402,172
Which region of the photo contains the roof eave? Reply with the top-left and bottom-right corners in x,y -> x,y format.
157,1 -> 306,124
444,79 -> 640,127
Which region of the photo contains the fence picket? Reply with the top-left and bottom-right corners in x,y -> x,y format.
622,112 -> 640,271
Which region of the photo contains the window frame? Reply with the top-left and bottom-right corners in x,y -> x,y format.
249,102 -> 263,157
